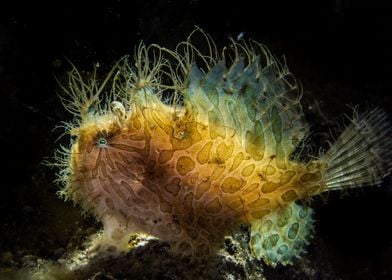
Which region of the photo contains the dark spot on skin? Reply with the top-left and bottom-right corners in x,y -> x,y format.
257,173 -> 266,181
172,215 -> 179,224
240,83 -> 249,95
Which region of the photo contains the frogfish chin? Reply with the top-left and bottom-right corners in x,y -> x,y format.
53,29 -> 392,266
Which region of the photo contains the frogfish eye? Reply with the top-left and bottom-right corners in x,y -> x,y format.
97,137 -> 108,148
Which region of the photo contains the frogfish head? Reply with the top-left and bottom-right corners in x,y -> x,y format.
66,110 -> 151,216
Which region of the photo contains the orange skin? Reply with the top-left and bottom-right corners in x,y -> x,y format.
55,31 -> 392,265
68,103 -> 325,258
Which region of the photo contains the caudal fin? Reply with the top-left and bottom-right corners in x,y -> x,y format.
321,108 -> 392,191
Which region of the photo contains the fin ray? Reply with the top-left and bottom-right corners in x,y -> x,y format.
322,108 -> 392,191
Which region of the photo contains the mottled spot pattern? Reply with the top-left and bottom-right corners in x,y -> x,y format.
57,31 -> 392,265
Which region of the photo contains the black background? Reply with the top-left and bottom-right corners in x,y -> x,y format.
1,0 -> 392,279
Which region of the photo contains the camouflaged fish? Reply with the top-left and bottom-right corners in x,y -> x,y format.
54,30 -> 392,266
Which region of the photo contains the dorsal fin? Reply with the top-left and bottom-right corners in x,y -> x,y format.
184,42 -> 307,165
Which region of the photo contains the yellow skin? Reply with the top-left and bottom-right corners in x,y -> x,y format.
56,30 -> 392,262
68,94 -> 324,258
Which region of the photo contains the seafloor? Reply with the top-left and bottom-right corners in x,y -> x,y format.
1,1 -> 391,279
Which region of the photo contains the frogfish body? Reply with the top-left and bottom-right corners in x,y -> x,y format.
55,30 -> 392,266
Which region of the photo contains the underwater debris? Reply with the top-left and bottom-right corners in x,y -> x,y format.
52,29 -> 392,268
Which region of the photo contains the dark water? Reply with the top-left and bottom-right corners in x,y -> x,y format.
1,1 -> 391,279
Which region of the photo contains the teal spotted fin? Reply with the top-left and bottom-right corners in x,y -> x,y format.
185,42 -> 308,163
249,202 -> 314,267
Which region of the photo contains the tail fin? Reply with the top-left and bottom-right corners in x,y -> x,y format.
321,108 -> 392,191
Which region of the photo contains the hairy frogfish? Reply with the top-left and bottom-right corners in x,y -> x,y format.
54,30 -> 392,266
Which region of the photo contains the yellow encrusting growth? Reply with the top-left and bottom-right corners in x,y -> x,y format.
54,29 -> 392,265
